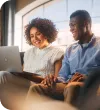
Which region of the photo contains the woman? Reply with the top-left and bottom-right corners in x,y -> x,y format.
23,18 -> 64,79
0,18 -> 64,109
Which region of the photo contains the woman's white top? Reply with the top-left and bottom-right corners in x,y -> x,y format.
23,45 -> 64,78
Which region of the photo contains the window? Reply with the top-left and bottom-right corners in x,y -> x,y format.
14,0 -> 100,51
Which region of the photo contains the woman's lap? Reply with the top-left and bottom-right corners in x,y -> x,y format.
0,71 -> 30,109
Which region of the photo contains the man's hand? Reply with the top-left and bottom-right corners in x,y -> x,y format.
41,74 -> 58,87
69,72 -> 87,83
66,72 -> 87,88
66,82 -> 84,88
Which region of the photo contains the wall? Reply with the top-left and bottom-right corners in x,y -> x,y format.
16,0 -> 36,12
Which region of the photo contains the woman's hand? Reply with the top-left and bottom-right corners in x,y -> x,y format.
41,74 -> 58,87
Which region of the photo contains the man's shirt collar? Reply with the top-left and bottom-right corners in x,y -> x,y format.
78,34 -> 96,48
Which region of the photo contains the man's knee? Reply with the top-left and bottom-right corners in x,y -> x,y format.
64,85 -> 80,104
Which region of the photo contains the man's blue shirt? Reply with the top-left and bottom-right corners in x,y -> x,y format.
59,35 -> 100,82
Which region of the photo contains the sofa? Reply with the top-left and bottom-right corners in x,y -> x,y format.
20,52 -> 24,65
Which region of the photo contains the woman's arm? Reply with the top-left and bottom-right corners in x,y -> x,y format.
54,56 -> 63,77
41,56 -> 64,86
12,64 -> 44,83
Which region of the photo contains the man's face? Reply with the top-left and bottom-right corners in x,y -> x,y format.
69,16 -> 86,41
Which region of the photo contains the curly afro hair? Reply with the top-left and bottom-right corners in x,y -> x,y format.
24,18 -> 58,45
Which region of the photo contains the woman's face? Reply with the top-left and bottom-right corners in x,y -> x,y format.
30,27 -> 49,49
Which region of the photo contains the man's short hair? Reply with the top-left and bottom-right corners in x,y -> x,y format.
70,10 -> 91,24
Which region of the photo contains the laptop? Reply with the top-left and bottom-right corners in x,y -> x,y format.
0,46 -> 22,72
0,46 -> 44,82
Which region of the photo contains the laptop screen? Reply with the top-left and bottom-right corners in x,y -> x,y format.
0,46 -> 22,72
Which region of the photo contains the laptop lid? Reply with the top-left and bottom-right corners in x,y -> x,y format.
0,46 -> 22,72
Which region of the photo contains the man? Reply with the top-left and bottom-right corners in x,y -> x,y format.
26,10 -> 100,105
